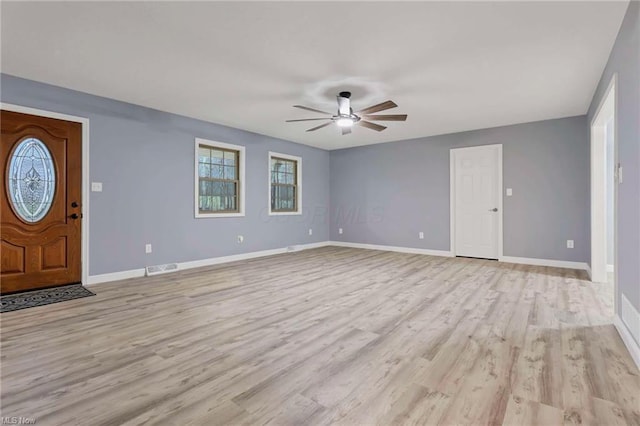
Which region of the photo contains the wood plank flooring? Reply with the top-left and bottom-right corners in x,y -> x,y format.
1,247 -> 638,425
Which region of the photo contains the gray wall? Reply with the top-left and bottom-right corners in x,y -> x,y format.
330,116 -> 590,263
588,1 -> 639,312
1,74 -> 330,276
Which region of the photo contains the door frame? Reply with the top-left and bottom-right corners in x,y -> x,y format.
1,102 -> 90,286
589,74 -> 617,300
450,144 -> 503,259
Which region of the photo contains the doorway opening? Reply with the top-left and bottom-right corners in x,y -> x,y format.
590,74 -> 617,314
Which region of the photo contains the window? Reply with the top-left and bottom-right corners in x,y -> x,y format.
269,152 -> 301,215
195,139 -> 245,218
8,137 -> 56,223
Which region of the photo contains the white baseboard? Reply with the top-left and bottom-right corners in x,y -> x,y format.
87,268 -> 146,285
86,242 -> 592,285
87,241 -> 332,285
614,313 -> 640,370
499,256 -> 590,271
618,293 -> 640,369
329,241 -> 453,257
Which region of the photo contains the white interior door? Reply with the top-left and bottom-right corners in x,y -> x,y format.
452,145 -> 501,259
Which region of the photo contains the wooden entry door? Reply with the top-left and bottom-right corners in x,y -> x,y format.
452,145 -> 501,260
1,110 -> 82,294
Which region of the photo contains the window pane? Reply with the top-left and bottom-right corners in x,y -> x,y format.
211,150 -> 224,165
223,182 -> 236,197
198,147 -> 211,164
224,165 -> 236,180
224,151 -> 236,166
285,172 -> 294,184
199,180 -> 208,196
210,165 -> 223,179
198,162 -> 210,178
199,195 -> 211,211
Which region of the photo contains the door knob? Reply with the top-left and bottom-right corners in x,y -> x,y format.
69,213 -> 79,219
489,208 -> 498,212
71,202 -> 79,208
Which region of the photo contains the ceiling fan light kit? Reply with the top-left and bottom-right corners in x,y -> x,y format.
286,91 -> 407,135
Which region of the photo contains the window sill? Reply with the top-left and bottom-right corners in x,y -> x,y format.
268,211 -> 302,216
195,212 -> 245,219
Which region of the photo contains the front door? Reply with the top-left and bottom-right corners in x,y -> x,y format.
1,110 -> 82,294
452,144 -> 501,259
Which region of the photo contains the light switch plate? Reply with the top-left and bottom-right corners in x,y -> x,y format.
506,188 -> 513,196
91,182 -> 103,192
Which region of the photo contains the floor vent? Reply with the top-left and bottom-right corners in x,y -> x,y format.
145,263 -> 179,276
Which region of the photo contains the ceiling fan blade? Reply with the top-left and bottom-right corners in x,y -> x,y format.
286,118 -> 332,122
306,122 -> 334,132
362,114 -> 407,121
293,105 -> 333,115
358,120 -> 387,132
357,100 -> 397,115
342,127 -> 352,136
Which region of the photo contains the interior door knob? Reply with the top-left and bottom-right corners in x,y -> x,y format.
71,202 -> 79,208
489,208 -> 498,212
69,213 -> 79,219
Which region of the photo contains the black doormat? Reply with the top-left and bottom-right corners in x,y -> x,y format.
1,284 -> 95,313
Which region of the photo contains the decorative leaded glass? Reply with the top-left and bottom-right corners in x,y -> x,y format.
8,138 -> 56,223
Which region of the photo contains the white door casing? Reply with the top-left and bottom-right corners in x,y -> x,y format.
590,74 -> 617,288
451,144 -> 502,259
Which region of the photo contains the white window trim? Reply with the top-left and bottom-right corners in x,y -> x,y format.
195,138 -> 246,218
268,151 -> 302,216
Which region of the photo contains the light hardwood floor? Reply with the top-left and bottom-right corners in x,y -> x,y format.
1,247 -> 638,425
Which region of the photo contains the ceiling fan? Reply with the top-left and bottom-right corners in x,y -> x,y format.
286,91 -> 407,135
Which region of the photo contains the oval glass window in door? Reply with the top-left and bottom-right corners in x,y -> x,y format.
7,137 -> 56,223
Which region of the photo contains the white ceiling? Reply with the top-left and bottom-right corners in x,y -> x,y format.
1,1 -> 628,150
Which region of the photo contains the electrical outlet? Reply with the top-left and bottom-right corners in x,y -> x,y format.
308,228 -> 313,236
419,231 -> 424,239
338,228 -> 343,235
567,240 -> 574,249
506,188 -> 513,196
237,235 -> 244,243
145,244 -> 152,254
91,182 -> 103,192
